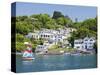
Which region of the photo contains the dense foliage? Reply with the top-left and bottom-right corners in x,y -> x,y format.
69,18 -> 97,47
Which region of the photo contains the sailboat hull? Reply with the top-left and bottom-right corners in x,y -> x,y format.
22,57 -> 35,60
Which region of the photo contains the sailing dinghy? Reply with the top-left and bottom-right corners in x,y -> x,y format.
22,50 -> 35,60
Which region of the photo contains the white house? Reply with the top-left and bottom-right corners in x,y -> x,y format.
25,29 -> 68,42
25,28 -> 75,47
74,37 -> 96,51
32,33 -> 40,39
74,39 -> 83,50
25,32 -> 33,38
39,31 -> 55,40
35,45 -> 48,53
83,37 -> 96,50
25,32 -> 40,39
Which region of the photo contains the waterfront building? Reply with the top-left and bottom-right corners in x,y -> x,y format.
35,45 -> 48,53
74,37 -> 96,51
25,28 -> 72,42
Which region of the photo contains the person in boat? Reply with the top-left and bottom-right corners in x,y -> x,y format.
22,42 -> 33,58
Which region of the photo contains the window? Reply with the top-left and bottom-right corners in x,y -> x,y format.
89,43 -> 92,44
90,39 -> 93,41
77,46 -> 80,48
41,35 -> 42,37
79,42 -> 83,44
85,39 -> 88,41
75,42 -> 78,44
89,46 -> 93,49
44,35 -> 46,38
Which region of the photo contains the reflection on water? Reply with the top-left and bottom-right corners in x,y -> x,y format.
22,61 -> 33,65
16,54 -> 97,73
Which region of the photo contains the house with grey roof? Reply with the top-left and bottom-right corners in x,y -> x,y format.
35,45 -> 48,53
74,37 -> 96,51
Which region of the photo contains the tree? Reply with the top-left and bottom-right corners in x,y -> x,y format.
16,33 -> 31,51
30,14 -> 51,26
72,22 -> 82,29
56,17 -> 72,27
16,16 -> 28,22
16,21 -> 33,34
16,33 -> 24,42
67,36 -> 74,47
16,42 -> 25,52
81,18 -> 97,32
57,17 -> 66,26
93,42 -> 97,53
68,27 -> 96,48
71,27 -> 96,39
52,11 -> 64,19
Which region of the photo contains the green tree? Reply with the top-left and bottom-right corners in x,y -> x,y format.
57,17 -> 72,27
30,14 -> 51,27
67,36 -> 74,47
68,27 -> 96,47
16,33 -> 24,42
16,16 -> 28,22
93,42 -> 97,53
52,11 -> 64,19
72,22 -> 82,29
81,18 -> 97,32
16,21 -> 33,34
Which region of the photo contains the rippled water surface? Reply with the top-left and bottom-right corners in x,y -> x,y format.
16,54 -> 97,73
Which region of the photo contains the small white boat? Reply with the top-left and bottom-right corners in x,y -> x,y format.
64,52 -> 71,55
71,53 -> 82,56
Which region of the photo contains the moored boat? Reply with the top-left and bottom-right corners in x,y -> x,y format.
22,57 -> 35,60
22,42 -> 35,60
22,50 -> 35,60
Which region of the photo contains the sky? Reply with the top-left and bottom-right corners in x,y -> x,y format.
12,2 -> 97,22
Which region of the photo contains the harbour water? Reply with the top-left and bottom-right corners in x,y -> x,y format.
16,54 -> 97,73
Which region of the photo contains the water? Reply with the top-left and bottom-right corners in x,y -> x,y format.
16,54 -> 97,73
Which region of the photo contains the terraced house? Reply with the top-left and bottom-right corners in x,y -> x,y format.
74,37 -> 96,51
25,28 -> 75,44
